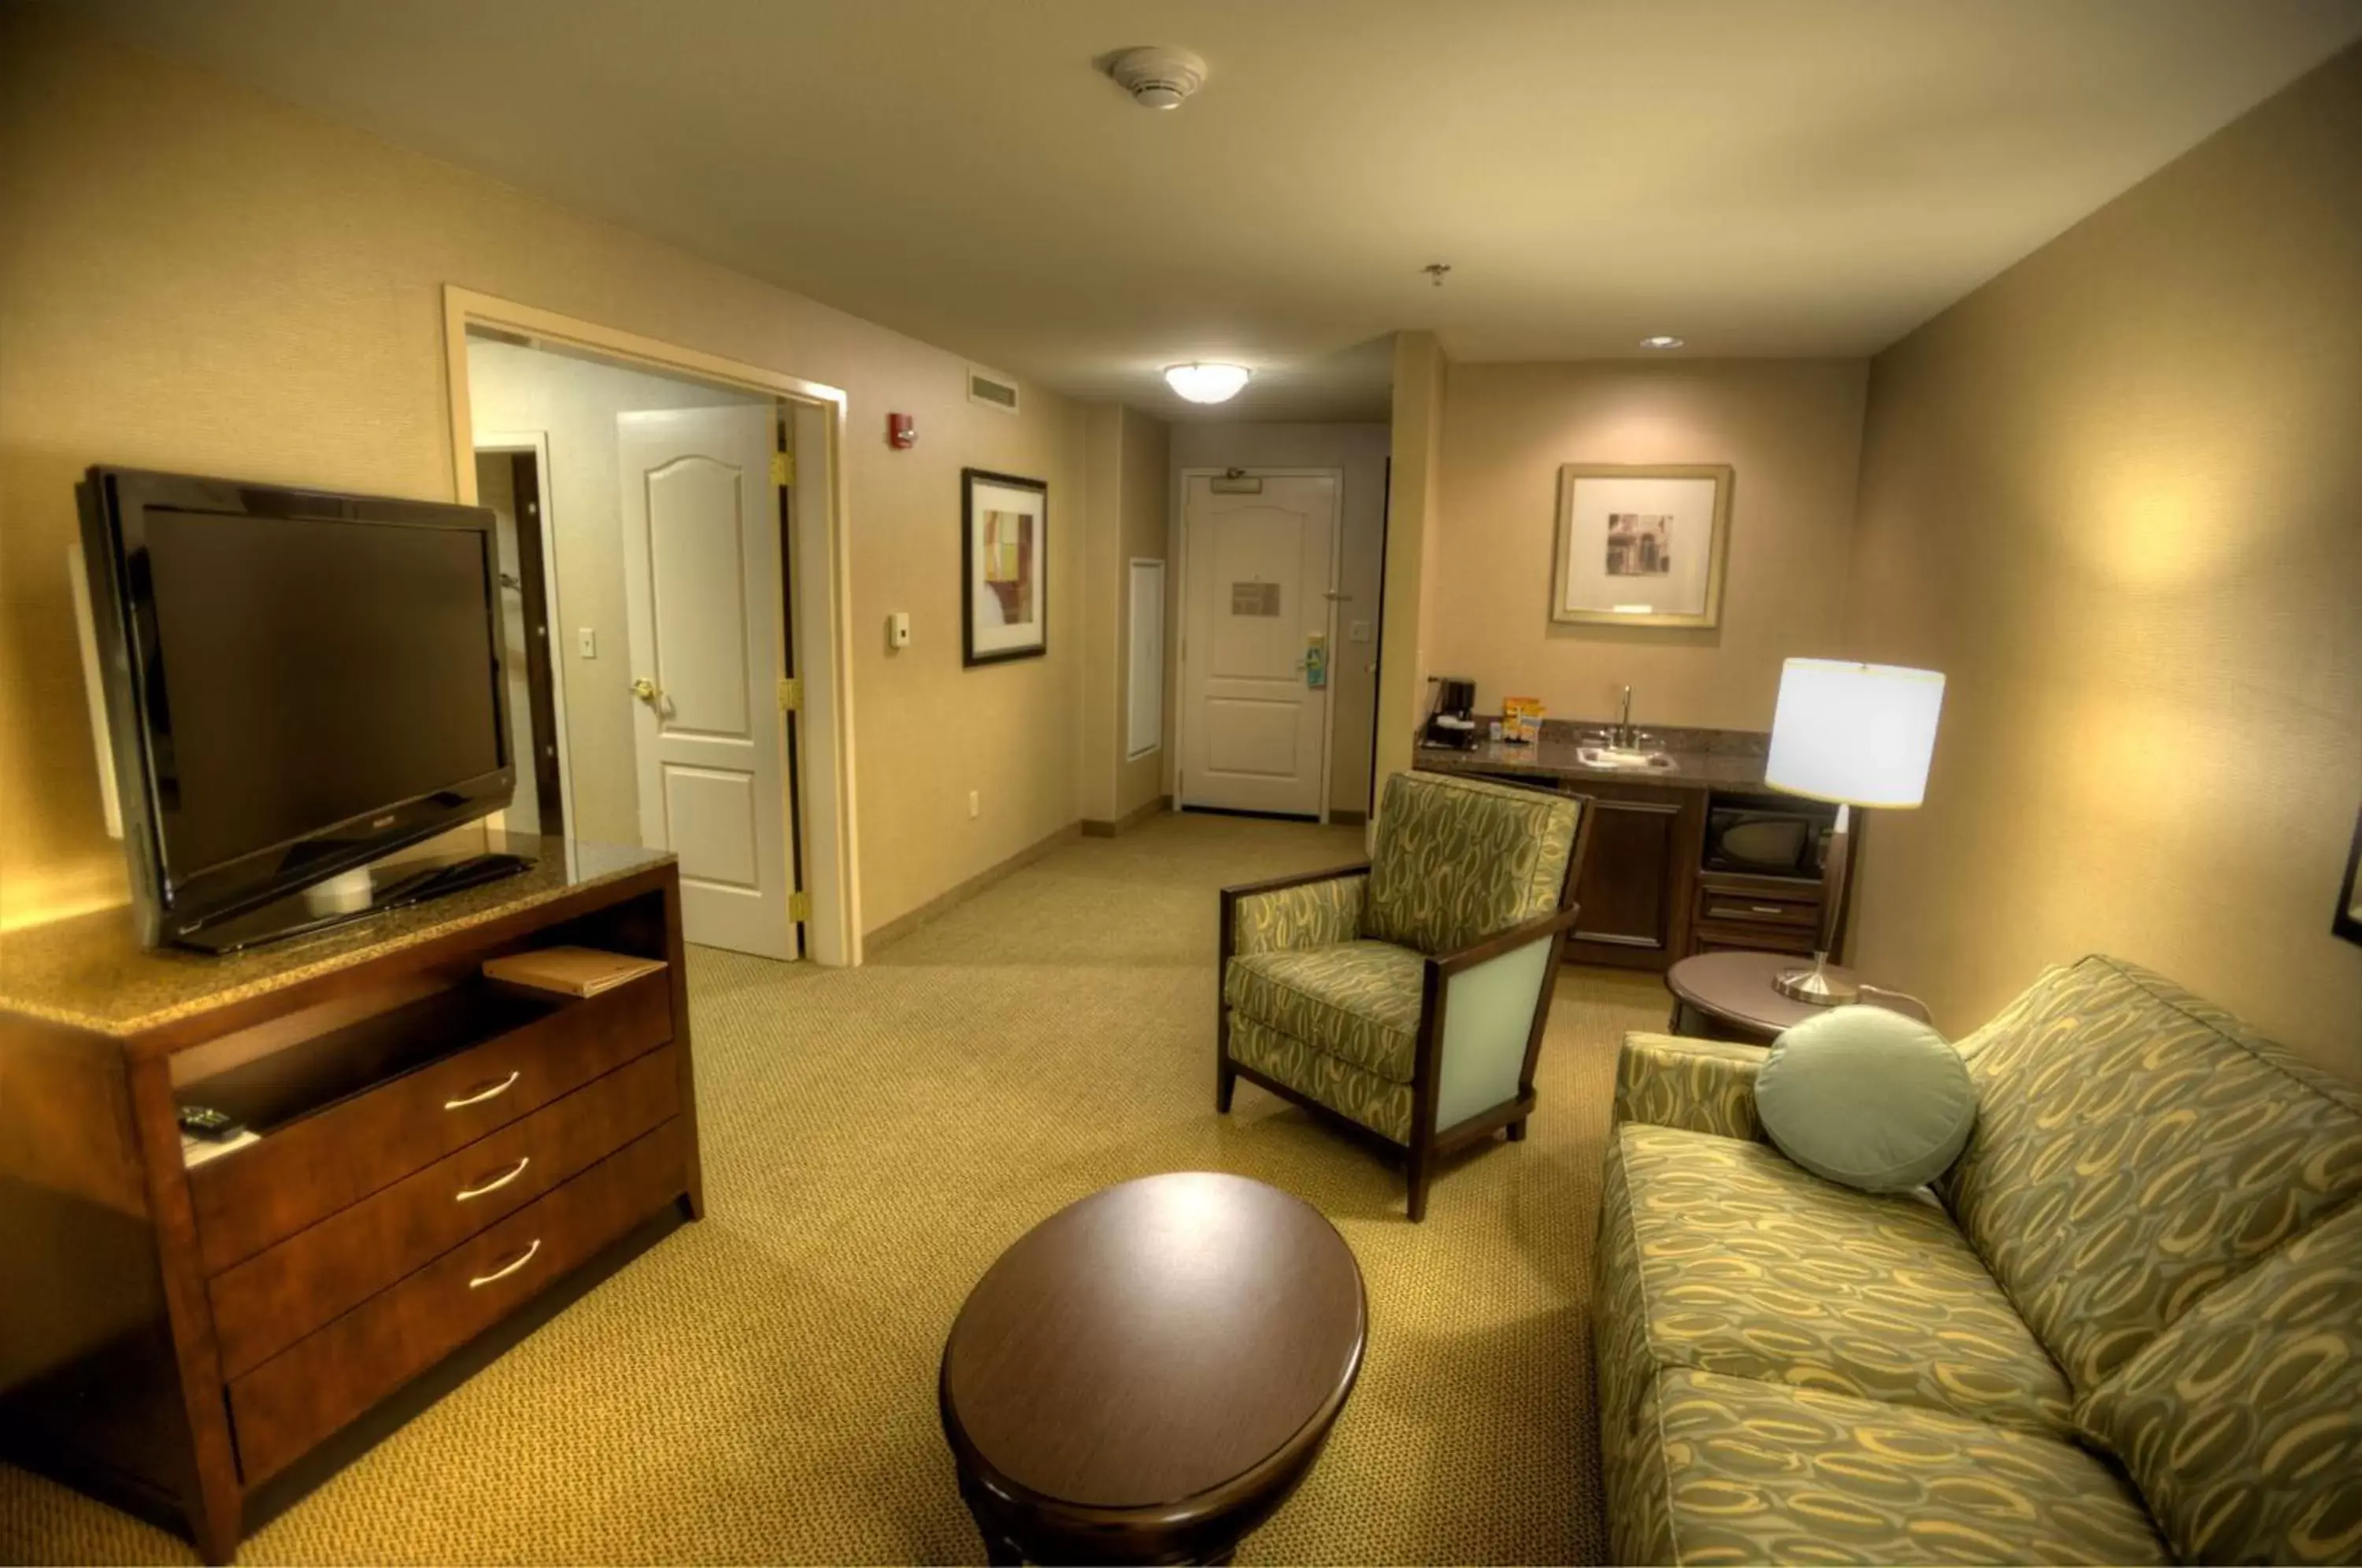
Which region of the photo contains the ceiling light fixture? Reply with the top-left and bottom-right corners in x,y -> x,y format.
1639,335 -> 1686,349
1164,362 -> 1252,404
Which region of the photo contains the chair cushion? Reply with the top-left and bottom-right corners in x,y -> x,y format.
1605,1122 -> 2076,1437
1757,1005 -> 1976,1193
1620,1369 -> 2168,1566
1224,941 -> 1424,1084
1361,771 -> 1579,956
1940,956 -> 2362,1390
1225,1015 -> 1412,1143
2076,1198 -> 2362,1566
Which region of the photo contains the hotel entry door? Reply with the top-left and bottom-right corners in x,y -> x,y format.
1177,472 -> 1340,819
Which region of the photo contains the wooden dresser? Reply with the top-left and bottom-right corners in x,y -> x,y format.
0,840 -> 698,1563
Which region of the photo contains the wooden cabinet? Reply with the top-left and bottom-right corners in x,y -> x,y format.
0,848 -> 696,1564
1565,780 -> 1705,971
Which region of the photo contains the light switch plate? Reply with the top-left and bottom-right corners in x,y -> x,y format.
888,611 -> 911,649
577,628 -> 597,658
1349,620 -> 1371,643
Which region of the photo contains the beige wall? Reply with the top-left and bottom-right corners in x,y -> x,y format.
0,9 -> 1085,939
1169,422 -> 1391,816
1374,332 -> 1446,794
1079,404 -> 1172,826
1431,360 -> 1867,732
468,340 -> 768,848
1846,44 -> 2362,1072
1114,407 -> 1172,820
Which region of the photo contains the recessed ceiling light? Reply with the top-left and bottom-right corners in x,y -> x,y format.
1639,335 -> 1686,350
1164,362 -> 1252,403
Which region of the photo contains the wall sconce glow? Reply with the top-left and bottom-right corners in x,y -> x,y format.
1638,335 -> 1685,350
1164,362 -> 1253,403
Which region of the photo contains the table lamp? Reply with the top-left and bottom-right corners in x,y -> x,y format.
1764,659 -> 1946,1004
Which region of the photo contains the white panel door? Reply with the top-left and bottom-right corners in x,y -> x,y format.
1179,474 -> 1338,817
619,406 -> 796,960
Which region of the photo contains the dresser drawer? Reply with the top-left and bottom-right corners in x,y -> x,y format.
191,971 -> 673,1274
208,1046 -> 679,1380
1693,890 -> 1820,931
1691,920 -> 1818,956
227,1117 -> 686,1485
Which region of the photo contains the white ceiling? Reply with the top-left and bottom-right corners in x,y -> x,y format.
76,0 -> 2362,420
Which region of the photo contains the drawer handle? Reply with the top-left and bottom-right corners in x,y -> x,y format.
1749,905 -> 1786,915
468,1238 -> 542,1289
444,1071 -> 520,1111
455,1156 -> 531,1202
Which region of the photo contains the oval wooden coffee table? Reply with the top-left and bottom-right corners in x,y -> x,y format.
939,1172 -> 1366,1566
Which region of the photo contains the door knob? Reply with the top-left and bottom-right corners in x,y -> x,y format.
631,677 -> 661,703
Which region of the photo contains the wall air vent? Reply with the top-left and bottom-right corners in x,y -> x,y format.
967,368 -> 1021,415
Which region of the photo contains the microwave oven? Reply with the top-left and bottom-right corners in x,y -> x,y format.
1703,795 -> 1835,878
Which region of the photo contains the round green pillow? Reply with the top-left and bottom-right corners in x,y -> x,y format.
1755,1006 -> 1975,1193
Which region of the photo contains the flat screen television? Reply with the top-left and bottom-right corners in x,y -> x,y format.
78,467 -> 523,951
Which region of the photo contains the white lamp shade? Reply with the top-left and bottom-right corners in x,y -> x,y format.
1765,659 -> 1945,808
1164,362 -> 1252,403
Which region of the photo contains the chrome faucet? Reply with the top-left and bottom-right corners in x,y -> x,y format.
1614,686 -> 1635,748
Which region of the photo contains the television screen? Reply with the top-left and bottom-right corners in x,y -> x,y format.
143,508 -> 505,881
80,468 -> 515,948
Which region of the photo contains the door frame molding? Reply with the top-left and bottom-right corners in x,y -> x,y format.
442,286 -> 864,964
474,431 -> 575,844
1172,467 -> 1345,824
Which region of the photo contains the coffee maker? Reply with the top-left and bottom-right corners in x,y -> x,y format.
1423,677 -> 1479,749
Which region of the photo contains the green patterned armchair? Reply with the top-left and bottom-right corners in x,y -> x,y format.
1216,770 -> 1590,1220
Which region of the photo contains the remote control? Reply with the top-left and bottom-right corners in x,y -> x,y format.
177,1104 -> 245,1141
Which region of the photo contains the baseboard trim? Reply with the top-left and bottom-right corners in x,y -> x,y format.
1330,808 -> 1368,827
1080,794 -> 1172,838
865,822 -> 1083,952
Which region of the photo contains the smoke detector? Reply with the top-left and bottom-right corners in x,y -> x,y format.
1107,46 -> 1207,110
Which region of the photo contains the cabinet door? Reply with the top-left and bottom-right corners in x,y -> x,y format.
1568,786 -> 1701,971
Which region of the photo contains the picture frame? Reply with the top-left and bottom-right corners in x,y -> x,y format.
2334,803 -> 2362,947
961,467 -> 1048,667
1550,463 -> 1733,629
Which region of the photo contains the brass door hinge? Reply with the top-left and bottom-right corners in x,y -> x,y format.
788,889 -> 811,922
777,676 -> 802,712
771,452 -> 794,487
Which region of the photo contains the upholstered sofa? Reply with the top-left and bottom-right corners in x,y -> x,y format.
1597,954 -> 2362,1565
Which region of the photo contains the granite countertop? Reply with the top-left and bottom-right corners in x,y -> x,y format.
0,836 -> 674,1039
1415,719 -> 1774,792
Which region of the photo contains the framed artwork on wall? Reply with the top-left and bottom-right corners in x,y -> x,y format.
1550,463 -> 1733,629
961,468 -> 1048,666
2335,803 -> 2362,946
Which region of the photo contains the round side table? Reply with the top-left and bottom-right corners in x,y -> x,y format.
939,1172 -> 1365,1566
1664,951 -> 1863,1045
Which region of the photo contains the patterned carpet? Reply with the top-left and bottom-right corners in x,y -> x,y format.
2,813 -> 1664,1565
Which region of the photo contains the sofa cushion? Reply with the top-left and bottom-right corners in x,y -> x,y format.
1626,1369 -> 2168,1566
1605,1122 -> 2076,1439
1361,771 -> 1579,956
1940,955 -> 2362,1389
1224,940 -> 1423,1083
1757,1005 -> 1976,1193
1224,1014 -> 1410,1142
2076,1199 -> 2362,1566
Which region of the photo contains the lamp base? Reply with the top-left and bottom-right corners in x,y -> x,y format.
1773,953 -> 1859,1007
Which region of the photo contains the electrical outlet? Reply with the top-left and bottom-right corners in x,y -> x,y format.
967,790 -> 980,819
577,628 -> 597,658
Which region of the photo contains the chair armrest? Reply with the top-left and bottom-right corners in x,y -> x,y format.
1612,1031 -> 1769,1143
1427,904 -> 1580,978
1222,864 -> 1371,958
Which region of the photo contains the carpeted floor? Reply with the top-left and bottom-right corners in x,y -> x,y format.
2,813 -> 1666,1565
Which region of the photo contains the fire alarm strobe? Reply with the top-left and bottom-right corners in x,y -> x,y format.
887,412 -> 916,449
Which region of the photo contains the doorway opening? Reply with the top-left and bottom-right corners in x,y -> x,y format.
443,288 -> 859,964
